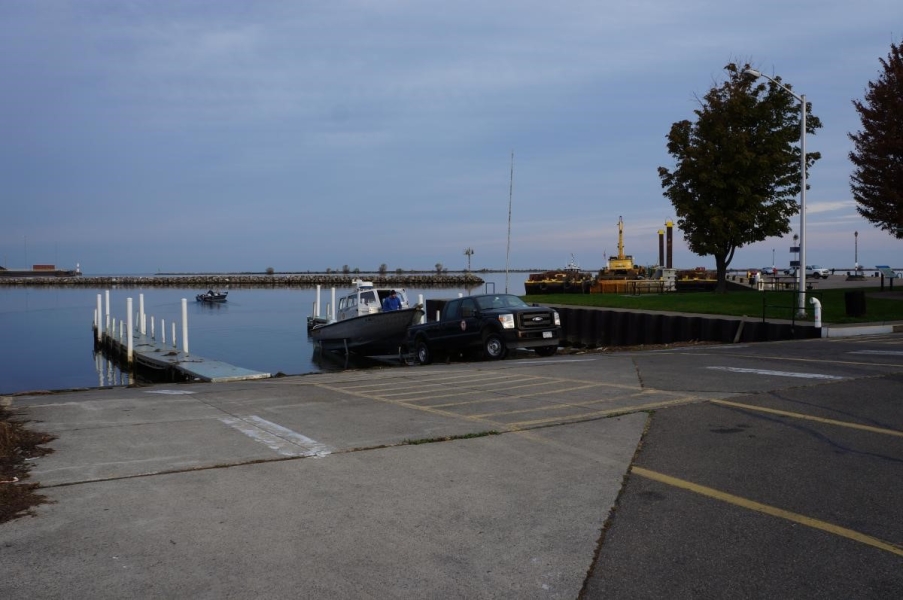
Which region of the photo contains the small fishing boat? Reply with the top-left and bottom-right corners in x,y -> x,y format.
196,290 -> 228,303
309,280 -> 424,355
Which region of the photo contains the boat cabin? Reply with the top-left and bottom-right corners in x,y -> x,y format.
335,280 -> 410,322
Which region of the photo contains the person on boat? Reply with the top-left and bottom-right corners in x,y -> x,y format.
382,290 -> 402,311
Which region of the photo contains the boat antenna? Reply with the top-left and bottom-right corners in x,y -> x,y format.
505,151 -> 514,293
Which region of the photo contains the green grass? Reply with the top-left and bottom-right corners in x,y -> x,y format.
526,286 -> 903,324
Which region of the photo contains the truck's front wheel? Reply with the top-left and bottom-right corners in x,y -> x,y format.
415,339 -> 433,365
483,333 -> 506,360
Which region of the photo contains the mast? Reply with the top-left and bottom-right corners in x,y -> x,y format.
617,216 -> 625,259
505,151 -> 514,293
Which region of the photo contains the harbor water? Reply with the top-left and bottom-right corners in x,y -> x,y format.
0,274 -> 523,395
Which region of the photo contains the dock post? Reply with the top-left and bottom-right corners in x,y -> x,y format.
315,284 -> 321,319
151,316 -> 155,340
331,288 -> 336,322
105,290 -> 110,335
161,318 -> 166,344
181,298 -> 189,355
96,295 -> 102,343
172,322 -> 176,348
126,298 -> 134,364
139,294 -> 145,335
418,294 -> 425,324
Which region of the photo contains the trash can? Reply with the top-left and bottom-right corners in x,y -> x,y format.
844,291 -> 866,317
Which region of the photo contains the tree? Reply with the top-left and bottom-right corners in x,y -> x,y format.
658,62 -> 822,292
435,263 -> 444,275
849,42 -> 903,238
378,263 -> 388,275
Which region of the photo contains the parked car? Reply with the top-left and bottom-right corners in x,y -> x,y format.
784,265 -> 830,279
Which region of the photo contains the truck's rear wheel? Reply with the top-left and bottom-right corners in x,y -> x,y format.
483,333 -> 506,360
415,339 -> 432,365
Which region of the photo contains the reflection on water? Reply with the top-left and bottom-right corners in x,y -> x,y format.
94,351 -> 131,388
310,346 -> 409,373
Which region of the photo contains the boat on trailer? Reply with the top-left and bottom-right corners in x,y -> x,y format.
309,280 -> 424,355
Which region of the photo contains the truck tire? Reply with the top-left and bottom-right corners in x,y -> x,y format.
483,332 -> 506,360
415,339 -> 432,365
535,345 -> 557,357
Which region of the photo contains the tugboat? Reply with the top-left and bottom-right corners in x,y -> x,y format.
524,255 -> 594,295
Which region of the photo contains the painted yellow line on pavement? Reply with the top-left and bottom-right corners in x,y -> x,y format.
509,397 -> 699,427
711,399 -> 903,437
632,466 -> 903,558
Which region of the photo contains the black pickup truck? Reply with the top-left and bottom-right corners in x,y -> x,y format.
405,293 -> 561,365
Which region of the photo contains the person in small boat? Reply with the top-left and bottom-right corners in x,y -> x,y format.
382,290 -> 402,311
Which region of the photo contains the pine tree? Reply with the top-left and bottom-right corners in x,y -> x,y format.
849,42 -> 903,238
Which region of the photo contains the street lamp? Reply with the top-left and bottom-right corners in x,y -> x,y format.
745,68 -> 808,317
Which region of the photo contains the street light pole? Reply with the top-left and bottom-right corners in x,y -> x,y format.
745,68 -> 807,317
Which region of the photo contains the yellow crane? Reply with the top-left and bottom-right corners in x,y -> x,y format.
606,216 -> 636,273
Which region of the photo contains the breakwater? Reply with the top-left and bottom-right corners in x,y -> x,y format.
0,273 -> 485,288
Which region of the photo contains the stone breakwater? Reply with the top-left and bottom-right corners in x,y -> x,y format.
0,274 -> 485,288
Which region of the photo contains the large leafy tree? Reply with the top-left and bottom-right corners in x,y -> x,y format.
849,42 -> 903,238
658,62 -> 822,292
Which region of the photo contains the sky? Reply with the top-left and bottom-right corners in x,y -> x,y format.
1,1 -> 900,275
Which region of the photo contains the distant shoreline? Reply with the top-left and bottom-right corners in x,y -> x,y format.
0,273 -> 488,288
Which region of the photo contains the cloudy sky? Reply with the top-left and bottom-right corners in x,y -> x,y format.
1,1 -> 899,274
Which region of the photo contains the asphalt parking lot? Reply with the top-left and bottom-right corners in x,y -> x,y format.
2,331 -> 902,598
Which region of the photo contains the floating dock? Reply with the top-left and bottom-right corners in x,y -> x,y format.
95,328 -> 271,383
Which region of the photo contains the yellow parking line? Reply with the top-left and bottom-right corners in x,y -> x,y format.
508,397 -> 699,428
632,467 -> 903,558
711,399 -> 903,437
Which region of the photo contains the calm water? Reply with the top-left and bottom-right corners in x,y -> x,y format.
0,275 -> 521,394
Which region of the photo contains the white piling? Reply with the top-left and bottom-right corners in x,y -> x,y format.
95,295 -> 102,342
315,284 -> 321,318
119,320 -> 123,343
418,294 -> 426,324
126,298 -> 134,363
172,322 -> 176,348
331,288 -> 337,322
151,316 -> 155,340
139,293 -> 145,335
161,318 -> 166,344
181,298 -> 189,355
105,290 -> 110,334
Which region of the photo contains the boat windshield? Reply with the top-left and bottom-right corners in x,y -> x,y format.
474,295 -> 529,310
360,290 -> 378,306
